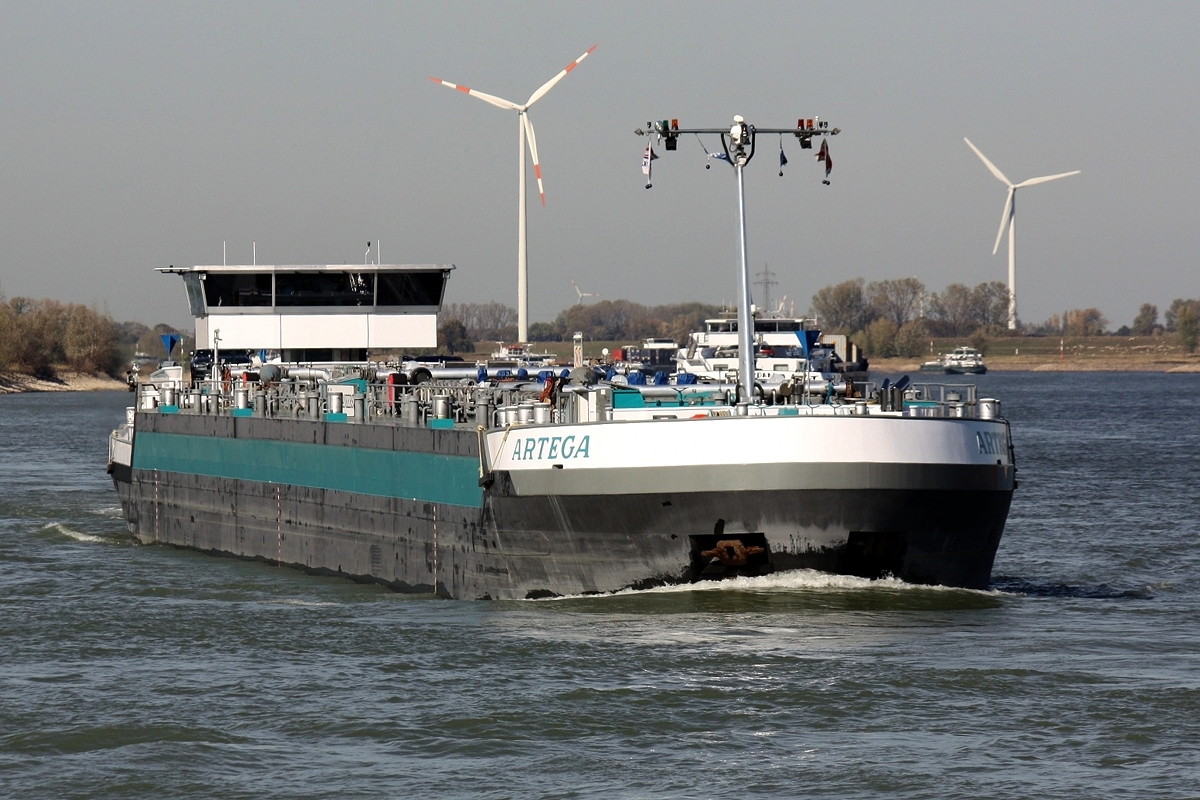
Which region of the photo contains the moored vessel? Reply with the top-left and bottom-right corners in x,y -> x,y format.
675,313 -> 869,395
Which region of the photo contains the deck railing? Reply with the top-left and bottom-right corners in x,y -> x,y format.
134,369 -> 991,427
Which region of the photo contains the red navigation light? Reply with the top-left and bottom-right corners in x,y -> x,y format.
671,119 -> 679,130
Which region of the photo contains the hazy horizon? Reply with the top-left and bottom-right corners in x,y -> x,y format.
2,1 -> 1197,330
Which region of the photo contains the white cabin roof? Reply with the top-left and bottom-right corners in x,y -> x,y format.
158,264 -> 453,274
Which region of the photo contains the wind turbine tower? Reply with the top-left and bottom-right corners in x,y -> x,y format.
964,138 -> 1080,330
432,46 -> 597,343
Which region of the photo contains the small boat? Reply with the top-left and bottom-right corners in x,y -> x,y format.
943,346 -> 988,375
919,359 -> 944,373
920,346 -> 987,375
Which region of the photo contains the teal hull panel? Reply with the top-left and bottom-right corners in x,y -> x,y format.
132,431 -> 483,508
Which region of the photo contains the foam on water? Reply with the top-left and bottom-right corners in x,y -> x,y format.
41,523 -> 110,544
87,505 -> 124,518
537,568 -> 1005,601
271,599 -> 339,608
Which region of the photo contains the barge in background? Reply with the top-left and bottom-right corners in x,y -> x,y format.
921,346 -> 989,375
675,314 -> 870,392
109,263 -> 1016,599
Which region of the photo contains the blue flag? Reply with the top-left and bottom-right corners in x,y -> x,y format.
161,333 -> 180,356
796,329 -> 822,358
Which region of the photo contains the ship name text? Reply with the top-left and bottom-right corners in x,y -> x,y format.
976,431 -> 1008,456
511,435 -> 591,461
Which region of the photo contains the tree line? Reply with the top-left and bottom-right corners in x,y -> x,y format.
438,287 -> 1200,357
0,284 -> 186,377
811,277 -> 1200,356
438,300 -> 725,353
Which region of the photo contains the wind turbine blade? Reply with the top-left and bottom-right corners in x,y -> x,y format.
526,45 -> 597,107
522,113 -> 546,206
429,77 -> 520,111
993,187 -> 1014,255
964,137 -> 1012,186
1014,170 -> 1081,188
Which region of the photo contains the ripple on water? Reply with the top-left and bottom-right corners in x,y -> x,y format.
1,381 -> 1199,799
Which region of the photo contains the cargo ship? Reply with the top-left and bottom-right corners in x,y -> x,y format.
108,262 -> 1016,599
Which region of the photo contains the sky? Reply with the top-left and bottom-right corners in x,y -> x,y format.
1,1 -> 1197,330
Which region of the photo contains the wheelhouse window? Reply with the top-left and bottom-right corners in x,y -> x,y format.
376,271 -> 446,307
202,273 -> 273,307
757,319 -> 801,332
274,272 -> 373,307
182,273 -> 206,316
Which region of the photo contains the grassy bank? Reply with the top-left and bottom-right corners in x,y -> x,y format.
875,336 -> 1200,373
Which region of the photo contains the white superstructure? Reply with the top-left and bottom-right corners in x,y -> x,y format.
676,316 -> 856,391
159,264 -> 451,353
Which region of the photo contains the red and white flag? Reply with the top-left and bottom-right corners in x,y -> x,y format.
816,139 -> 832,177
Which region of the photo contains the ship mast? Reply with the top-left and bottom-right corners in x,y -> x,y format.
637,115 -> 839,410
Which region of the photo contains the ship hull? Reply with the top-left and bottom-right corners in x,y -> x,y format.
111,411 -> 1014,599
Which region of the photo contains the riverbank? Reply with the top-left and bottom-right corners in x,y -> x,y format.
0,370 -> 127,394
872,356 -> 1200,373
872,339 -> 1200,373
478,335 -> 1200,374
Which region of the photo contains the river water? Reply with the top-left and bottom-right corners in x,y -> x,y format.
2,373 -> 1198,798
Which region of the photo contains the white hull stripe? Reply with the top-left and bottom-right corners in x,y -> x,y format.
487,415 -> 1012,472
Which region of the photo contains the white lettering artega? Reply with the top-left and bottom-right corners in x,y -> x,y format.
976,430 -> 1008,456
510,435 -> 591,461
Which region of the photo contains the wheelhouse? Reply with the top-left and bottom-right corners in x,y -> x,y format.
160,264 -> 452,358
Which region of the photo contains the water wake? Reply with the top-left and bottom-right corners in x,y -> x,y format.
272,599 -> 339,608
537,569 -> 1003,602
41,523 -> 111,544
87,505 -> 124,519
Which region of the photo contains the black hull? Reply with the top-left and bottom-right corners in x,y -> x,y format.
112,451 -> 1012,600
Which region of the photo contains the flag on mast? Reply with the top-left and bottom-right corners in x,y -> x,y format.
817,139 -> 832,177
642,142 -> 658,188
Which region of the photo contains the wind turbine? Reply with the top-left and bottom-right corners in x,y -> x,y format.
431,45 -> 597,343
571,279 -> 601,305
964,138 -> 1080,330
